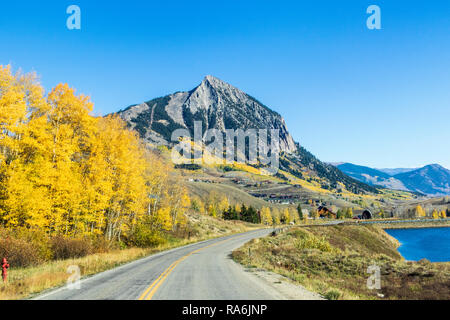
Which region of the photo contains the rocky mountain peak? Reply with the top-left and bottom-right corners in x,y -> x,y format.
202,75 -> 228,88
118,76 -> 298,153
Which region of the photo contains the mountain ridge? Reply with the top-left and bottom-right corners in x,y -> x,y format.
335,162 -> 450,196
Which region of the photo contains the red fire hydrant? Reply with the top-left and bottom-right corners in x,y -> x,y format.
2,258 -> 9,283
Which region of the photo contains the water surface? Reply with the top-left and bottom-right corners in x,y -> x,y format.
385,227 -> 450,262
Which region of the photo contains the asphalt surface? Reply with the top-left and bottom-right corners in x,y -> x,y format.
35,228 -> 288,300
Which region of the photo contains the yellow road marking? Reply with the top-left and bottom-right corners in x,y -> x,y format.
138,233 -> 249,300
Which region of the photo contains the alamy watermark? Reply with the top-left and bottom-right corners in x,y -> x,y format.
67,265 -> 81,290
64,5 -> 380,31
67,5 -> 81,30
171,121 -> 280,175
367,264 -> 381,290
367,5 -> 381,30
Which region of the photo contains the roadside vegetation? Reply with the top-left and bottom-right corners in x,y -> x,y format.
233,225 -> 450,300
0,211 -> 256,300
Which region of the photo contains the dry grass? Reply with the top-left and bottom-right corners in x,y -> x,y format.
376,219 -> 450,229
0,247 -> 152,300
233,225 -> 450,300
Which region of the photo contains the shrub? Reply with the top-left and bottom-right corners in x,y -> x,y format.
50,236 -> 93,260
293,232 -> 335,253
0,227 -> 50,267
291,230 -> 336,252
127,222 -> 166,248
0,236 -> 44,267
91,236 -> 117,253
324,290 -> 341,300
14,227 -> 53,261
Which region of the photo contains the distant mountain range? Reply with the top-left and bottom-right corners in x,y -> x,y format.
334,163 -> 450,196
377,168 -> 417,176
115,76 -> 377,195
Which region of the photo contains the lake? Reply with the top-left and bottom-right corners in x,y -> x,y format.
385,227 -> 450,262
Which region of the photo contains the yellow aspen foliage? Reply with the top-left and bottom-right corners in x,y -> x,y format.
168,183 -> 191,230
289,207 -> 299,224
311,209 -> 319,219
415,205 -> 426,218
207,203 -> 218,218
206,191 -> 220,217
345,207 -> 353,219
432,209 -> 439,219
271,208 -> 280,225
191,197 -> 205,214
218,196 -> 230,213
260,207 -> 273,225
0,65 -> 183,242
440,210 -> 447,218
281,208 -> 291,224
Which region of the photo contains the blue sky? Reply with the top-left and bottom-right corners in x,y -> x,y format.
1,1 -> 449,169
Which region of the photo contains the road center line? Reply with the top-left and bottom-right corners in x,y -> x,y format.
138,233 -> 251,300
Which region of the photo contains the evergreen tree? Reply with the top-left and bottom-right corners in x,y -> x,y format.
297,203 -> 303,220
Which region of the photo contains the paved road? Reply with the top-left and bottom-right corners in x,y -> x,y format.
35,228 -> 305,300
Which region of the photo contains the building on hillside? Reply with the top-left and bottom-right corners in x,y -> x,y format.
317,206 -> 336,219
353,209 -> 373,220
362,210 -> 373,219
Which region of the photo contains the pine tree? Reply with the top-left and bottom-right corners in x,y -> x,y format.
297,203 -> 303,220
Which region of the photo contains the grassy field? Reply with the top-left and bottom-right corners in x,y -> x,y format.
233,225 -> 450,300
0,212 -> 259,300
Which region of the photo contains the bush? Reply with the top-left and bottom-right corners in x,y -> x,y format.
0,236 -> 44,268
50,236 -> 93,260
14,227 -> 53,261
324,290 -> 341,300
0,227 -> 51,267
91,236 -> 117,253
127,222 -> 166,248
292,230 -> 336,253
